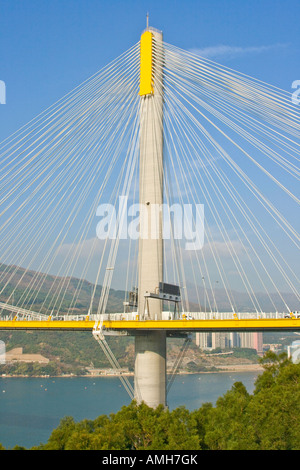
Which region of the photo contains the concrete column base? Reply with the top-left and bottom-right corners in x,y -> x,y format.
134,331 -> 166,408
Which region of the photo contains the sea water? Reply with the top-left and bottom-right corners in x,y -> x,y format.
0,371 -> 260,449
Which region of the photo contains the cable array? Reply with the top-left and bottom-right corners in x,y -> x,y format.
162,42 -> 299,313
0,37 -> 299,323
0,43 -> 141,317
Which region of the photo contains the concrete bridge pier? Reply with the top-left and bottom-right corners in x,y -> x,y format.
134,27 -> 166,408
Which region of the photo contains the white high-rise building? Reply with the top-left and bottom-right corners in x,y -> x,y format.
196,331 -> 263,354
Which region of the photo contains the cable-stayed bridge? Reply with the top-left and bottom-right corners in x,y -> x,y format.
0,24 -> 299,406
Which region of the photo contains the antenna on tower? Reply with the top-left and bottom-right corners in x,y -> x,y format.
146,12 -> 149,29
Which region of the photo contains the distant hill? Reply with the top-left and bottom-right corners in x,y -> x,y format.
186,282 -> 299,313
0,263 -> 205,315
0,263 -> 297,316
0,263 -> 125,315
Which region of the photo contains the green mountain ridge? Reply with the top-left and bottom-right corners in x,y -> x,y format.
0,263 -> 125,315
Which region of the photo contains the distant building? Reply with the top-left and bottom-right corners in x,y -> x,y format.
211,332 -> 228,349
196,331 -> 263,355
85,367 -> 130,376
252,332 -> 263,355
5,347 -> 49,364
195,332 -> 212,349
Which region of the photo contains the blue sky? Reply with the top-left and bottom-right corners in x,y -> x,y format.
0,0 -> 299,139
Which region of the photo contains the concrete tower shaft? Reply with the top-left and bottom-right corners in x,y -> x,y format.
134,28 -> 166,408
138,28 -> 164,320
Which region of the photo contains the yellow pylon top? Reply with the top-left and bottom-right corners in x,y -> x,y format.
139,30 -> 153,96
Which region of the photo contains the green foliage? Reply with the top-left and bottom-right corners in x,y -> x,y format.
200,382 -> 255,450
0,360 -> 81,377
34,402 -> 201,450
247,351 -> 300,449
0,330 -> 134,371
231,347 -> 259,360
42,417 -> 77,450
1,353 -> 299,450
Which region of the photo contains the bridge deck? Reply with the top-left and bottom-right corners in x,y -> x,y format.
0,318 -> 299,332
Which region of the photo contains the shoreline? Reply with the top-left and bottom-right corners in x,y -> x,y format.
0,363 -> 264,378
